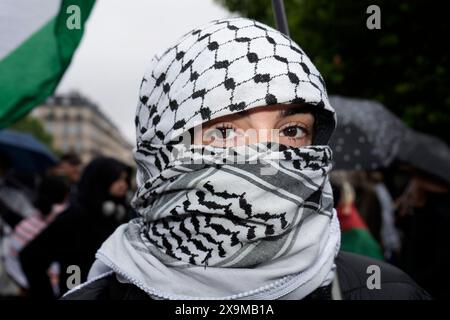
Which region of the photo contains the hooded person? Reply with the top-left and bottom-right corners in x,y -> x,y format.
4,176 -> 70,291
19,157 -> 133,299
63,18 -> 430,300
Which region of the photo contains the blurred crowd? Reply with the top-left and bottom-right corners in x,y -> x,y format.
330,167 -> 450,299
0,149 -> 449,299
0,152 -> 136,299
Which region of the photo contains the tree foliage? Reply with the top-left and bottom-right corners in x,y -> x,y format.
10,116 -> 56,152
215,0 -> 450,142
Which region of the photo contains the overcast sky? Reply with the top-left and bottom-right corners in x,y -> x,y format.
57,0 -> 234,143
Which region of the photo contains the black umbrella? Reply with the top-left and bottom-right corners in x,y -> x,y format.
397,129 -> 450,185
329,95 -> 409,170
329,122 -> 385,170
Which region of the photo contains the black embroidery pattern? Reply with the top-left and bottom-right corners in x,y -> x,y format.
131,18 -> 336,267
135,18 -> 335,150
133,142 -> 333,267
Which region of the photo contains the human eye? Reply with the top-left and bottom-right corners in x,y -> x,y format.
279,123 -> 308,140
203,123 -> 237,141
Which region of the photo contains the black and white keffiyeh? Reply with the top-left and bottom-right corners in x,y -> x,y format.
83,18 -> 340,300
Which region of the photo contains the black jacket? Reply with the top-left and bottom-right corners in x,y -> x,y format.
19,157 -> 132,299
61,251 -> 432,300
19,202 -> 129,299
398,193 -> 450,300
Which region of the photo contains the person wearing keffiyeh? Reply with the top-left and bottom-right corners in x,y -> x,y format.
63,18 -> 430,300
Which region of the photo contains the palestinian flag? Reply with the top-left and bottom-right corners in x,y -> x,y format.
0,0 -> 95,127
337,203 -> 385,261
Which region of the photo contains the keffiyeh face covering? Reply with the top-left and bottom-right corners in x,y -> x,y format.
91,18 -> 340,300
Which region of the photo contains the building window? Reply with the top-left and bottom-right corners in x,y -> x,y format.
46,111 -> 55,121
62,97 -> 71,106
76,122 -> 83,136
62,140 -> 69,152
75,140 -> 83,153
62,112 -> 70,122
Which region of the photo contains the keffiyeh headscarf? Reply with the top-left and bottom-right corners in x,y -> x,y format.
89,18 -> 340,300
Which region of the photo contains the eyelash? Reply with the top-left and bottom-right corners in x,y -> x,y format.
279,123 -> 309,140
207,122 -> 309,140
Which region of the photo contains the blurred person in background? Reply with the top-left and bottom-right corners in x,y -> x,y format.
3,175 -> 70,296
331,171 -> 384,261
19,157 -> 133,299
50,152 -> 82,203
367,171 -> 401,263
339,170 -> 401,263
52,153 -> 82,185
348,171 -> 383,249
395,168 -> 450,299
0,152 -> 35,226
0,152 -> 36,297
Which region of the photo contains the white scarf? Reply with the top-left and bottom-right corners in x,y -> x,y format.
84,18 -> 340,300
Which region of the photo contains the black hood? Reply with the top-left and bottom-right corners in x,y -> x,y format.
76,157 -> 131,211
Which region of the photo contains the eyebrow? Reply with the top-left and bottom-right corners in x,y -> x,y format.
237,105 -> 315,118
278,105 -> 315,117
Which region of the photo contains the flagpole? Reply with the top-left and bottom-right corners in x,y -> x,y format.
271,0 -> 290,36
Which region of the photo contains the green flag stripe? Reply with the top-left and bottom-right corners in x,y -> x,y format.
0,0 -> 95,128
340,228 -> 385,261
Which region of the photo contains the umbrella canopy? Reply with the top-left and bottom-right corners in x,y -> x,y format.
329,122 -> 384,170
397,129 -> 450,185
0,129 -> 58,172
329,96 -> 409,170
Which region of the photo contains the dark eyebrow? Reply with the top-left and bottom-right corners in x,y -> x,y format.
278,104 -> 315,117
228,104 -> 315,119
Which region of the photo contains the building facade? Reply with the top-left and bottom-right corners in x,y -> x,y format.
32,92 -> 134,166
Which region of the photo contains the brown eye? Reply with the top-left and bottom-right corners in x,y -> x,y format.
280,125 -> 307,139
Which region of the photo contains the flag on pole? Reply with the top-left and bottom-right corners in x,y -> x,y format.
0,0 -> 96,128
